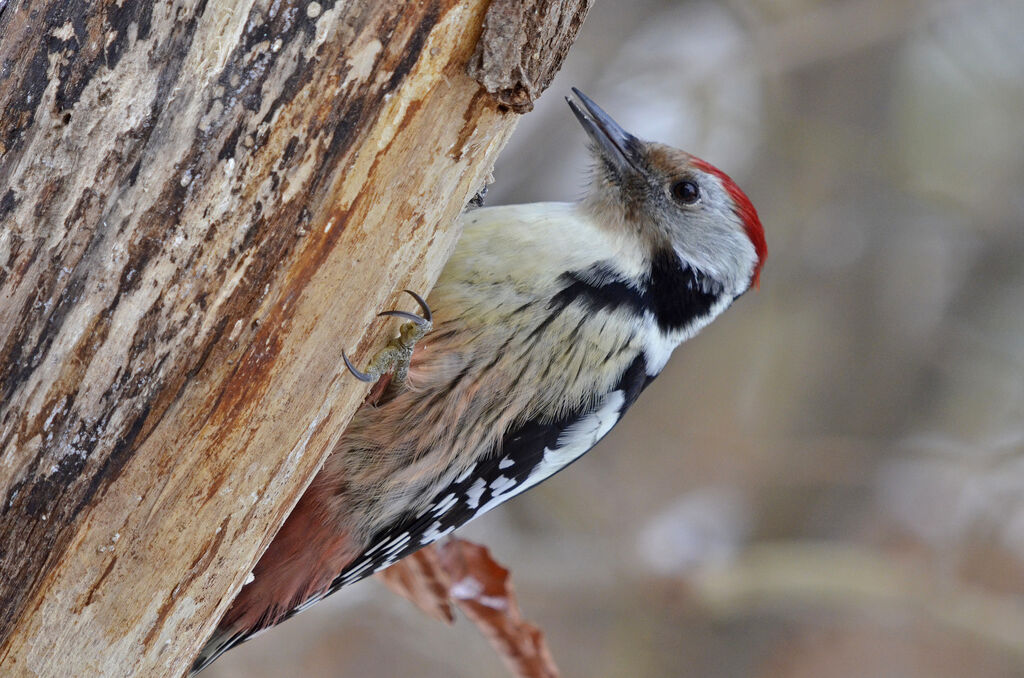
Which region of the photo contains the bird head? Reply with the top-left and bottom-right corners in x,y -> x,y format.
567,89 -> 766,298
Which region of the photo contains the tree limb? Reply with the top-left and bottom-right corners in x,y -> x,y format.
0,0 -> 588,674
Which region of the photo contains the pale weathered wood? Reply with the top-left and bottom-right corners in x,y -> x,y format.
0,0 -> 588,675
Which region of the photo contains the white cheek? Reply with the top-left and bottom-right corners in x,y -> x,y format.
672,216 -> 757,296
640,292 -> 735,375
641,320 -> 678,375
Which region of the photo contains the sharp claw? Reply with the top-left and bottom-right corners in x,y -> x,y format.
402,290 -> 432,323
377,310 -> 428,325
346,292 -> 431,384
342,350 -> 376,382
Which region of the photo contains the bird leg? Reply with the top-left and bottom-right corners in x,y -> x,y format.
343,290 -> 432,387
465,184 -> 488,210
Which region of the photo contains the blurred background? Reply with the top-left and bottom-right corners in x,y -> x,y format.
210,0 -> 1024,676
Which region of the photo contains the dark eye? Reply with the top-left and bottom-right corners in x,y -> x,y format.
671,180 -> 700,205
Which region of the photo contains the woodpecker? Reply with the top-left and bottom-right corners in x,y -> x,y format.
192,89 -> 766,673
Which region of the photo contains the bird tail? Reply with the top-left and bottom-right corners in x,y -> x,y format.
190,624 -> 248,676
188,486 -> 357,673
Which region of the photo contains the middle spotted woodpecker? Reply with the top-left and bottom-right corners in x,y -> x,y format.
193,88 -> 766,672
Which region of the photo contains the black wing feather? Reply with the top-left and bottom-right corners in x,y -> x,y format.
325,353 -> 652,593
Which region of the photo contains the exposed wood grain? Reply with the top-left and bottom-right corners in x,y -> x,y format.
0,0 -> 583,675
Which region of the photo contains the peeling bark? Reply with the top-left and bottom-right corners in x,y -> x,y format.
469,0 -> 593,112
0,0 -> 585,675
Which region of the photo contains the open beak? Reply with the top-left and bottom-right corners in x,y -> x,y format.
566,88 -> 645,175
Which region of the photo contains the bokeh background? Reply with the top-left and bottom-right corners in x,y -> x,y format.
210,0 -> 1024,676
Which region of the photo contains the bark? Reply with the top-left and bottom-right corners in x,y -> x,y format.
0,0 -> 588,675
470,0 -> 591,113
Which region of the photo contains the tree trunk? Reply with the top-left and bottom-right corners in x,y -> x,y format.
0,0 -> 588,675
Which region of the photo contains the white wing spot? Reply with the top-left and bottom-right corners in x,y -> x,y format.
384,532 -> 411,554
489,475 -> 517,496
432,493 -> 458,515
465,477 -> 487,509
348,558 -> 374,576
420,520 -> 443,543
420,519 -> 457,544
455,463 -> 477,483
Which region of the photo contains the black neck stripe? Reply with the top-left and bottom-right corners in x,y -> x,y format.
549,251 -> 723,333
646,249 -> 720,332
549,265 -> 647,318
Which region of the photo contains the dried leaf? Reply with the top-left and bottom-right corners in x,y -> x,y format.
437,538 -> 561,678
376,538 -> 561,677
377,545 -> 455,624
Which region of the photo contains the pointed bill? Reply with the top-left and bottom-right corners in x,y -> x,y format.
566,88 -> 644,174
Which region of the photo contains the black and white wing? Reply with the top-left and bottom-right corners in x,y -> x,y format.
315,353 -> 653,598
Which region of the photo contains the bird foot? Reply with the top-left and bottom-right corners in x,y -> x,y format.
464,186 -> 487,209
465,184 -> 488,211
343,290 -> 432,387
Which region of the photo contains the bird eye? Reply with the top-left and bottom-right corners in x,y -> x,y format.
670,180 -> 700,205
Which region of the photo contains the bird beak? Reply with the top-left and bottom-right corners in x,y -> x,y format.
566,88 -> 644,175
